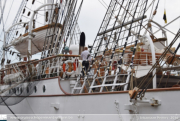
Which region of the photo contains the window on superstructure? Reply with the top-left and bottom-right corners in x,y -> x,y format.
27,87 -> 29,93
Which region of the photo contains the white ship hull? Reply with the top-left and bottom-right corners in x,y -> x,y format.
1,78 -> 180,121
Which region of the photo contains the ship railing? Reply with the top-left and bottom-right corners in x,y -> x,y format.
0,54 -> 80,85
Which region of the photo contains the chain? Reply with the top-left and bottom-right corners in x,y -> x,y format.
130,103 -> 139,121
115,101 -> 123,121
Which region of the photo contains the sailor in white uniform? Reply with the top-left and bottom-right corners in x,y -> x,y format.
81,47 -> 91,76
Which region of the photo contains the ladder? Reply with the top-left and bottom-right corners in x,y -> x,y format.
88,72 -> 130,93
72,75 -> 88,94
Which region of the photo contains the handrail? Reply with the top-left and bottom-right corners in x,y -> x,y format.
0,54 -> 80,72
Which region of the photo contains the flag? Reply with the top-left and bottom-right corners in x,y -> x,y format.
163,9 -> 167,23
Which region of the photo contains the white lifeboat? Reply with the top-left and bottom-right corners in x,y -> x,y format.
9,23 -> 62,56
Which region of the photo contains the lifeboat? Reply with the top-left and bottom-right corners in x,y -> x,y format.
9,23 -> 62,56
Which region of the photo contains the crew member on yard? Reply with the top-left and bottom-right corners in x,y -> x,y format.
81,47 -> 91,76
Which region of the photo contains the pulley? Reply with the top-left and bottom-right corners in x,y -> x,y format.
27,11 -> 31,16
1,58 -> 5,65
32,0 -> 35,4
23,8 -> 26,14
153,10 -> 157,15
23,23 -> 26,27
33,19 -> 35,28
129,87 -> 139,99
45,11 -> 48,22
16,31 -> 18,35
148,22 -> 152,28
19,19 -> 22,22
7,59 -> 11,64
104,36 -> 107,40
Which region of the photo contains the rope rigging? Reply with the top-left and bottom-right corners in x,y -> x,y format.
132,29 -> 180,99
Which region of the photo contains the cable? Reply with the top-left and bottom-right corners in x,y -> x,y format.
0,96 -> 21,121
3,0 -> 15,26
98,0 -> 107,9
0,0 -> 7,24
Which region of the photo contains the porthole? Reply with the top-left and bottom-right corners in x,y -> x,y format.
16,87 -> 19,94
15,87 -> 22,95
26,87 -> 29,93
13,88 -> 16,93
20,87 -> 23,94
43,85 -> 46,93
9,89 -> 11,94
34,86 -> 37,93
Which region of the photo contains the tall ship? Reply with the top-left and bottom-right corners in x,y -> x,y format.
0,0 -> 180,120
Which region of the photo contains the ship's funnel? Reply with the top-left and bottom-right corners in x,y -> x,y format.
79,32 -> 85,56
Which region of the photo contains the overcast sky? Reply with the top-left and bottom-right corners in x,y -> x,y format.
0,0 -> 180,62
78,0 -> 180,47
1,0 -> 180,43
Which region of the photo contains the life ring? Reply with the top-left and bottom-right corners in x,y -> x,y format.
62,60 -> 77,75
62,63 -> 66,72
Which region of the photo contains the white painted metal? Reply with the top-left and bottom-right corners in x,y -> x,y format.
124,72 -> 131,91
80,76 -> 87,93
1,78 -> 180,115
92,83 -> 127,88
145,35 -> 156,89
100,70 -> 108,92
2,22 -> 29,68
69,45 -> 79,55
88,73 -> 97,93
111,67 -> 120,91
6,22 -> 29,33
71,75 -> 81,94
70,80 -> 76,93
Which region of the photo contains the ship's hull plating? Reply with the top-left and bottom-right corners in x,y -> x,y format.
0,78 -> 180,121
